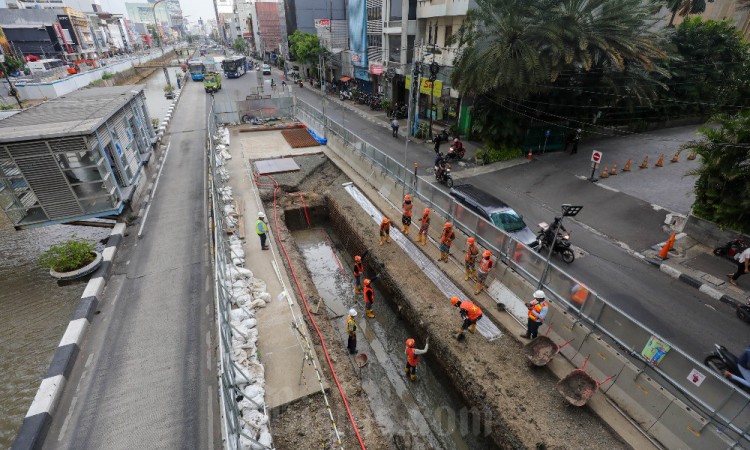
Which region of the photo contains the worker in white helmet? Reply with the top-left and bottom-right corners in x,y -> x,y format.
256,211 -> 269,250
521,290 -> 548,339
346,309 -> 358,354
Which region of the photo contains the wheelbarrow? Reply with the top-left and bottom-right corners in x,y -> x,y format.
524,334 -> 574,367
355,353 -> 369,378
557,356 -> 615,406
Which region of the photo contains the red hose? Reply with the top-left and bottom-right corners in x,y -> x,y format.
298,192 -> 312,227
256,173 -> 367,450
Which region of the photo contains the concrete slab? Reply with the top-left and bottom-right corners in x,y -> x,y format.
224,130 -> 325,410
233,128 -> 323,159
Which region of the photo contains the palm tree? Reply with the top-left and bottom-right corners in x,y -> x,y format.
451,0 -> 666,98
666,0 -> 709,27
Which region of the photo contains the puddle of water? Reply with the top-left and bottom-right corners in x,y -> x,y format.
293,227 -> 495,449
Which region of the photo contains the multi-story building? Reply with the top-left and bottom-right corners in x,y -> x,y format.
0,9 -> 66,59
315,19 -> 347,79
216,0 -> 235,45
57,7 -> 96,58
283,0 -> 345,34
255,1 -> 285,60
232,0 -> 256,53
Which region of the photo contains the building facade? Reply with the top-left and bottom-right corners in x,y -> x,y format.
255,1 -> 284,59
283,0 -> 345,35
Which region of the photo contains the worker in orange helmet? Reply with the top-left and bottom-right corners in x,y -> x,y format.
363,278 -> 376,318
451,296 -> 483,340
438,222 -> 455,262
401,194 -> 413,235
418,208 -> 430,246
475,250 -> 493,295
353,255 -> 365,294
379,217 -> 391,245
404,337 -> 429,381
464,237 -> 479,281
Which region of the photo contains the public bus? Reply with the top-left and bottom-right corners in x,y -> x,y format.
187,59 -> 205,81
222,56 -> 247,78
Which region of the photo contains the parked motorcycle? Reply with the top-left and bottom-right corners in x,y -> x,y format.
388,104 -> 408,119
535,221 -> 575,263
737,297 -> 750,323
714,237 -> 747,261
435,164 -> 453,187
704,344 -> 750,393
340,90 -> 352,101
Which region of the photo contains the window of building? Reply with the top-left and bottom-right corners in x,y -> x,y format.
444,25 -> 453,46
389,0 -> 402,20
388,35 -> 401,62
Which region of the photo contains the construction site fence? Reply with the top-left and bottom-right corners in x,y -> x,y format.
293,96 -> 750,449
208,100 -> 271,450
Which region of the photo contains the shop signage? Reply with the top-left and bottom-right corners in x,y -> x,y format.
370,64 -> 383,75
405,76 -> 442,96
315,19 -> 331,28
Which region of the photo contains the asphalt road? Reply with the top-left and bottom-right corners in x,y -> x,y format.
291,83 -> 746,359
44,78 -> 220,448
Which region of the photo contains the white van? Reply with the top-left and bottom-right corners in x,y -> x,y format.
262,64 -> 271,75
27,59 -> 66,74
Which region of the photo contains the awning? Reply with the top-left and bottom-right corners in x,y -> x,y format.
340,76 -> 351,82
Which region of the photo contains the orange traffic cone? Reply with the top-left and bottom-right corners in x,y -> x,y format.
600,165 -> 609,178
622,159 -> 631,172
670,151 -> 680,163
527,149 -> 533,160
658,232 -> 676,259
639,156 -> 649,169
687,151 -> 696,160
655,154 -> 664,167
609,163 -> 618,175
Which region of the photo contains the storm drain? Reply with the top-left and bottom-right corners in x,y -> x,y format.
344,184 -> 503,341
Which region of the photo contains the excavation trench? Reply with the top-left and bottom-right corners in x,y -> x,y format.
283,206 -> 496,450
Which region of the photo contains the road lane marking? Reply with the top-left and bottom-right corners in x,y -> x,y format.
207,386 -> 214,450
138,141 -> 171,238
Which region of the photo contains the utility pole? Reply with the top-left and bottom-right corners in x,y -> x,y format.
152,0 -> 165,55
2,67 -> 23,109
427,42 -> 440,138
403,52 -> 421,198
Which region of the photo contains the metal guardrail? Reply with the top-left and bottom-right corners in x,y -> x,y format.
294,96 -> 750,448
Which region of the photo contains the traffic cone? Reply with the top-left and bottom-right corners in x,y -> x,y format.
609,163 -> 618,175
639,156 -> 649,169
622,159 -> 631,172
670,151 -> 680,163
687,151 -> 696,160
658,232 -> 676,259
527,149 -> 533,160
600,165 -> 609,178
655,154 -> 664,167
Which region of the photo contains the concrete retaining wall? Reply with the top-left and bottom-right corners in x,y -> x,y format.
683,214 -> 749,249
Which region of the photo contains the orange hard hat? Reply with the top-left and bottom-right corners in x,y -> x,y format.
382,217 -> 390,223
404,194 -> 411,201
423,208 -> 430,215
364,278 -> 371,286
444,222 -> 453,228
467,237 -> 475,244
451,296 -> 460,306
354,255 -> 361,262
405,338 -> 415,347
483,250 -> 491,257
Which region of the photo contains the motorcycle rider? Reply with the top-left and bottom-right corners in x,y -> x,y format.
543,216 -> 567,247
724,344 -> 750,389
452,138 -> 464,156
434,152 -> 447,181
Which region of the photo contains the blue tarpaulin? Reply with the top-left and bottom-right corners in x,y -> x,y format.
307,128 -> 327,145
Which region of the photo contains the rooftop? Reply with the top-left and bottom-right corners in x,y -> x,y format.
0,85 -> 145,144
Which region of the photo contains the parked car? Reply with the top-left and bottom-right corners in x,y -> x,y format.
262,64 -> 271,75
449,184 -> 538,248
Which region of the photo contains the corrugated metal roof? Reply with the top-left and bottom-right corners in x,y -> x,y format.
0,85 -> 145,144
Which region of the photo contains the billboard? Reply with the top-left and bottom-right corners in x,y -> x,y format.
347,0 -> 367,68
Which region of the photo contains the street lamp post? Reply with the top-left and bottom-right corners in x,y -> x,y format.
152,0 -> 165,55
538,204 -> 583,290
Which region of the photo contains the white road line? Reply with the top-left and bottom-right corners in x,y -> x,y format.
57,395 -> 77,441
705,304 -> 717,311
207,387 -> 214,450
138,142 -> 172,238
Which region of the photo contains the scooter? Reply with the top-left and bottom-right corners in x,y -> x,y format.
704,344 -> 750,393
536,222 -> 575,263
446,144 -> 466,161
298,80 -> 304,88
714,237 -> 747,261
340,90 -> 352,101
737,297 -> 750,323
435,164 -> 453,187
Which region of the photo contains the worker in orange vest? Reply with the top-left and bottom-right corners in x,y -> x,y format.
417,208 -> 430,246
353,255 -> 365,294
464,237 -> 479,281
346,309 -> 358,354
570,283 -> 589,306
451,296 -> 483,340
379,217 -> 391,245
438,222 -> 455,262
363,278 -> 376,318
401,194 -> 413,235
404,337 -> 429,381
475,250 -> 493,295
522,290 -> 549,339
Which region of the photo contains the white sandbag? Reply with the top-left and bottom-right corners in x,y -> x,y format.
242,317 -> 257,330
236,266 -> 253,278
232,257 -> 245,266
258,429 -> 272,448
230,308 -> 251,322
252,279 -> 266,292
233,293 -> 252,306
256,292 -> 271,303
248,298 -> 266,309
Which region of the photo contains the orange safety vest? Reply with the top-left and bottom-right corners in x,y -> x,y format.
420,213 -> 430,226
465,243 -> 478,263
528,300 -> 548,322
353,262 -> 363,277
364,286 -> 374,305
460,301 -> 483,321
479,257 -> 492,274
403,202 -> 413,217
441,228 -> 455,246
380,221 -> 390,232
571,284 -> 588,304
406,346 -> 419,366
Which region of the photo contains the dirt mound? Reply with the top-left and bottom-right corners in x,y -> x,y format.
557,370 -> 597,406
525,336 -> 557,366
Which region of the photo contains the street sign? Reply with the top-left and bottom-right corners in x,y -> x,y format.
591,150 -> 602,163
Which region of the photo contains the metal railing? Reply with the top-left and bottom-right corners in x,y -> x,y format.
207,100 -> 272,450
295,96 -> 750,448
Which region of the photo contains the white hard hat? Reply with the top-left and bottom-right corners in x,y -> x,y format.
349,308 -> 357,317
533,290 -> 545,299
258,211 -> 265,218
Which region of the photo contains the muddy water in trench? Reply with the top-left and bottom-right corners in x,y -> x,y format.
293,227 -> 494,450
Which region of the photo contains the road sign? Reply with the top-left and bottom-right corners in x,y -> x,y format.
591,150 -> 603,163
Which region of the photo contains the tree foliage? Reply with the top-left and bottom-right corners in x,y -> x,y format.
288,31 -> 321,65
39,237 -> 96,272
686,111 -> 750,233
233,37 -> 247,54
3,55 -> 24,73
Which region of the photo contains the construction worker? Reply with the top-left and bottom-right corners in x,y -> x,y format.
451,296 -> 483,340
475,250 -> 493,295
464,237 -> 479,281
379,217 -> 391,245
256,212 -> 269,250
438,222 -> 455,262
346,309 -> 358,354
401,194 -> 413,235
418,208 -> 430,246
521,290 -> 549,339
404,337 -> 429,381
363,278 -> 376,318
353,255 -> 364,294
